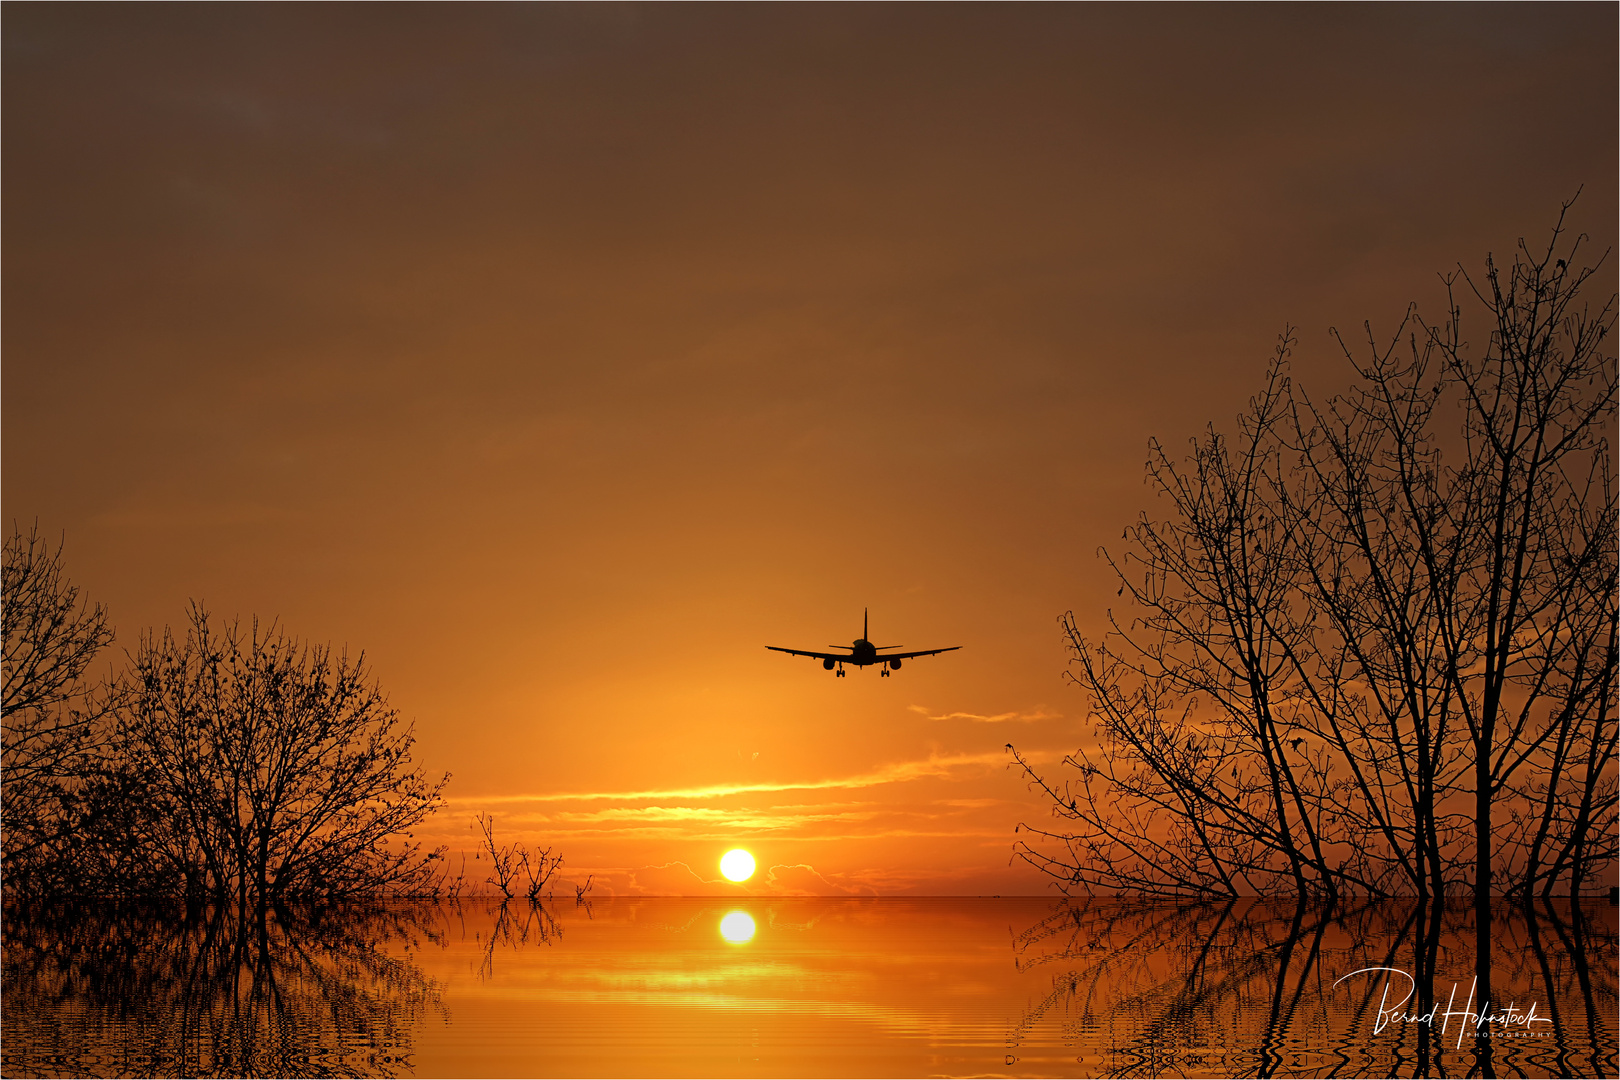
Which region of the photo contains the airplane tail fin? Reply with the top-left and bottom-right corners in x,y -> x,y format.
864,607 -> 869,641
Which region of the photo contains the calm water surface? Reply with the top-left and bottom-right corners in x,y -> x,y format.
3,897 -> 1614,1077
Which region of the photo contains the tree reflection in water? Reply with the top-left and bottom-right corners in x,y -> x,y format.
4,897 -> 1613,1077
474,900 -> 563,980
1009,898 -> 1616,1078
2,901 -> 444,1078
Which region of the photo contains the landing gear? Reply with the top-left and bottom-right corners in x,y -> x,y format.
835,668 -> 845,677
880,667 -> 890,677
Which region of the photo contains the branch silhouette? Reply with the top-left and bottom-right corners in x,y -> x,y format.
1013,201 -> 1617,906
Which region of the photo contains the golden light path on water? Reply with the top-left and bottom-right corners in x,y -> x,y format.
718,910 -> 757,944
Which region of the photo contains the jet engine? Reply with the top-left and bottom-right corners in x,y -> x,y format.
888,659 -> 902,670
823,658 -> 836,670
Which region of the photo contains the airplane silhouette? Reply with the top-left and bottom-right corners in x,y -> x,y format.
766,609 -> 960,677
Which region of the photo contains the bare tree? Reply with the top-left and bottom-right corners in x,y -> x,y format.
476,813 -> 563,900
1417,224 -> 1618,907
477,813 -> 523,899
1288,207 -> 1618,905
1,523 -> 116,890
117,604 -> 449,903
1014,202 -> 1617,904
519,845 -> 563,901
1011,357 -> 1346,898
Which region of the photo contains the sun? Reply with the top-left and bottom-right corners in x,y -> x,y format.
719,848 -> 755,882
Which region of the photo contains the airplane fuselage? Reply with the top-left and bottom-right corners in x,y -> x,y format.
820,639 -> 896,674
844,639 -> 880,666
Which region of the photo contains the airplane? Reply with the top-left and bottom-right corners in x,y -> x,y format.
766,609 -> 960,677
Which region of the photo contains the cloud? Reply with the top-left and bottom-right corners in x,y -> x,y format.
447,749 -> 1049,805
763,863 -> 861,896
760,828 -> 1014,842
551,806 -> 879,829
908,705 -> 1061,724
626,860 -> 749,896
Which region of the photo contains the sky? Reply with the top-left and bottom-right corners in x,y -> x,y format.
4,4 -> 1615,896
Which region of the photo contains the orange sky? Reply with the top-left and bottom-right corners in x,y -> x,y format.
4,5 -> 1615,895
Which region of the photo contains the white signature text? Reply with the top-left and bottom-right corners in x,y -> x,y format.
1332,967 -> 1553,1049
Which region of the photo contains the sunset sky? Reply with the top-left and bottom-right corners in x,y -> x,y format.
5,5 -> 1615,896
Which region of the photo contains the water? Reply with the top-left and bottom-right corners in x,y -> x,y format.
3,897 -> 1614,1077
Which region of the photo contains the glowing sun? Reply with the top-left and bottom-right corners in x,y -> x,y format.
719,848 -> 756,882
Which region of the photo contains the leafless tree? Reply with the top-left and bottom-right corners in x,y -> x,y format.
519,845 -> 563,901
117,603 -> 449,903
1417,229 -> 1617,907
441,852 -> 470,900
476,813 -> 523,899
476,813 -> 563,900
1013,202 -> 1617,906
1011,357 -> 1351,899
1,523 -> 117,891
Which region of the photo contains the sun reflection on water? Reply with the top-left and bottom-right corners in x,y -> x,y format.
718,910 -> 756,944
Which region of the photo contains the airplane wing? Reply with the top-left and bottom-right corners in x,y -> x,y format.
876,646 -> 962,661
765,645 -> 853,661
